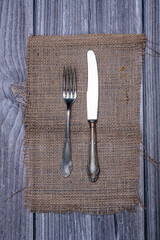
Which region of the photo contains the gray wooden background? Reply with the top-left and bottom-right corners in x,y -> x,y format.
0,0 -> 159,239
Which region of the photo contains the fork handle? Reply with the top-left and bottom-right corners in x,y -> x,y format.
87,121 -> 100,182
61,138 -> 72,177
61,107 -> 73,177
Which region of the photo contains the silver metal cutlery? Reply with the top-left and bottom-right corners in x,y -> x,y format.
61,67 -> 77,177
61,51 -> 99,182
87,50 -> 100,182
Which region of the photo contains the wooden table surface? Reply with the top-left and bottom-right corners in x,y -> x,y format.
0,1 -> 159,239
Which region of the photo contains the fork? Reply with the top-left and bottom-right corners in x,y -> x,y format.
61,67 -> 77,177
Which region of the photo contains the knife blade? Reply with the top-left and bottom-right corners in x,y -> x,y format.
87,50 -> 100,182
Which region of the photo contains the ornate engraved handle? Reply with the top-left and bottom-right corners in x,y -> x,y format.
87,121 -> 100,182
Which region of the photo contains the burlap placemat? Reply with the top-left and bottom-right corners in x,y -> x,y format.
24,33 -> 146,214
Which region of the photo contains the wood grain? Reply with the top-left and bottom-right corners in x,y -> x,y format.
33,1 -> 144,240
0,1 -> 33,240
143,1 -> 160,240
1,0 -> 160,239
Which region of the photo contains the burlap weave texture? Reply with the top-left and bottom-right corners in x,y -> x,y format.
24,33 -> 146,214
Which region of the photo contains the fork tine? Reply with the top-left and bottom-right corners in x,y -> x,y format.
70,67 -> 73,96
73,67 -> 76,96
66,67 -> 69,95
63,67 -> 66,93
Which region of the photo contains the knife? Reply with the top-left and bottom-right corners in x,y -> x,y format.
87,50 -> 100,182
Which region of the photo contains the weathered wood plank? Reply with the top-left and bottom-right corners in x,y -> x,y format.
143,0 -> 160,239
34,1 -> 91,240
34,1 -> 144,240
0,1 -> 33,240
90,1 -> 144,239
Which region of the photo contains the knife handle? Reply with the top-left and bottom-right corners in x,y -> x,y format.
87,121 -> 100,182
